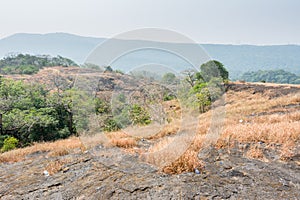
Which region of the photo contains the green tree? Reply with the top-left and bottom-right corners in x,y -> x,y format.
190,83 -> 211,113
162,72 -> 177,84
104,66 -> 113,73
200,60 -> 229,82
0,78 -> 79,145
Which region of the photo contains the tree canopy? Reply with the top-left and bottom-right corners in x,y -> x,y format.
240,69 -> 300,84
0,54 -> 78,75
200,60 -> 229,82
0,77 -> 78,147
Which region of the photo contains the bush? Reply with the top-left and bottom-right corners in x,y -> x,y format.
129,104 -> 151,126
0,135 -> 9,149
1,137 -> 19,152
163,92 -> 176,101
103,118 -> 120,132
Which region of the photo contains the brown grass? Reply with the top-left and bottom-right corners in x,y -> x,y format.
163,150 -> 204,174
0,137 -> 83,163
160,84 -> 300,173
106,131 -> 138,148
246,144 -> 264,159
280,141 -> 296,161
148,120 -> 180,139
220,90 -> 300,145
1,83 -> 299,175
80,132 -> 110,149
45,160 -> 64,175
110,137 -> 137,148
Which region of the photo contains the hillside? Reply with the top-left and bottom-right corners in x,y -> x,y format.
241,69 -> 300,84
0,81 -> 299,199
1,33 -> 300,79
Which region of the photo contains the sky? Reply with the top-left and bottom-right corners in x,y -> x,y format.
0,0 -> 299,45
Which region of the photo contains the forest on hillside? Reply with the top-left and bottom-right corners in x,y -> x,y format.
0,59 -> 228,152
240,69 -> 300,84
0,54 -> 78,75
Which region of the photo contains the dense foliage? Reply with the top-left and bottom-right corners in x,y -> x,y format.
96,94 -> 152,132
182,60 -> 228,113
241,69 -> 300,84
200,60 -> 229,82
0,54 -> 78,75
0,59 -> 229,151
0,77 -> 77,148
1,136 -> 18,152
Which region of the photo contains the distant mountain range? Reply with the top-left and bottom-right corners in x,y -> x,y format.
0,33 -> 300,79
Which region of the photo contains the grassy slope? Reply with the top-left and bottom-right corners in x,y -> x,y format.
0,82 -> 299,174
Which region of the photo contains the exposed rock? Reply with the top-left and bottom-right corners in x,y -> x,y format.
1,144 -> 299,199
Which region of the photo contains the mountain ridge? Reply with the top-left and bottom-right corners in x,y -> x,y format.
1,32 -> 300,79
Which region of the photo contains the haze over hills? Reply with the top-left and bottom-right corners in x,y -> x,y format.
0,33 -> 300,79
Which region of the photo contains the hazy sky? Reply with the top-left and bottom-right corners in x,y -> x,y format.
0,0 -> 299,44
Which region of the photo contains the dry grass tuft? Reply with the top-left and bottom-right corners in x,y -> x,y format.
246,144 -> 264,159
106,131 -> 138,148
48,148 -> 69,157
280,141 -> 296,161
45,160 -> 64,175
110,137 -> 137,148
163,150 -> 203,174
80,132 -> 110,149
147,137 -> 175,153
148,120 -> 180,139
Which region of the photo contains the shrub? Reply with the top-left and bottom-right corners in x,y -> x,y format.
0,135 -> 10,149
129,104 -> 151,126
115,69 -> 124,74
163,93 -> 175,101
103,118 -> 120,132
1,137 -> 19,152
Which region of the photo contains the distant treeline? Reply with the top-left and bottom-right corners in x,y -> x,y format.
0,54 -> 78,75
240,69 -> 300,84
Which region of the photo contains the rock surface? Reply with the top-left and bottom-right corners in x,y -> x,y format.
1,144 -> 299,200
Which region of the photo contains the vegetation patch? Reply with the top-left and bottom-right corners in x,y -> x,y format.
0,54 -> 78,75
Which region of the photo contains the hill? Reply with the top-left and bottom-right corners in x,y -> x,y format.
0,33 -> 103,64
1,33 -> 300,79
0,81 -> 299,199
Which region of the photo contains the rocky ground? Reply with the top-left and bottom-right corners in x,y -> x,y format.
0,141 -> 299,200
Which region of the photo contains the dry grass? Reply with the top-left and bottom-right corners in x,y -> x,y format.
0,137 -> 83,163
280,141 -> 296,161
246,144 -> 264,159
148,120 -> 180,139
44,157 -> 74,175
80,132 -> 110,149
221,91 -> 300,145
1,83 -> 299,175
221,121 -> 300,144
45,160 -> 64,175
144,115 -> 205,173
148,137 -> 175,153
106,131 -> 138,148
110,137 -> 137,148
163,150 -> 203,174
159,84 -> 300,173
